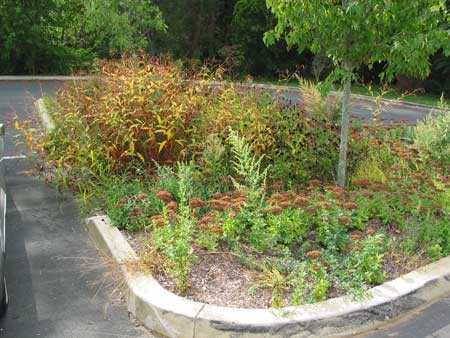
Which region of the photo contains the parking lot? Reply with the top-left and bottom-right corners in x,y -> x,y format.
0,81 -> 150,338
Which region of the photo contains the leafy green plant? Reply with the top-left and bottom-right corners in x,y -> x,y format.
310,267 -> 329,303
152,213 -> 196,292
198,133 -> 231,191
195,230 -> 221,251
269,106 -> 340,184
349,234 -> 386,285
267,208 -> 310,247
98,177 -> 160,231
227,128 -> 269,198
153,164 -> 180,202
290,263 -> 307,306
352,158 -> 387,184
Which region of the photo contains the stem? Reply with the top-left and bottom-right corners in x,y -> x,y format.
337,59 -> 352,187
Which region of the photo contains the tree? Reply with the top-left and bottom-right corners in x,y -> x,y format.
0,0 -> 166,74
264,0 -> 450,186
151,0 -> 235,61
80,0 -> 166,57
231,0 -> 304,76
0,0 -> 59,73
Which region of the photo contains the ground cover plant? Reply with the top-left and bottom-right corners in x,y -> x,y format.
22,58 -> 450,308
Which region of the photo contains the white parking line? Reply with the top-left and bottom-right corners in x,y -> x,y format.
0,155 -> 26,163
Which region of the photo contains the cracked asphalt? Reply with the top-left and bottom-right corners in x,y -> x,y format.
0,81 -> 152,338
0,79 -> 449,338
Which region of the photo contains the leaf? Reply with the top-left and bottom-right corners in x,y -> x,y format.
158,140 -> 167,153
136,152 -> 145,163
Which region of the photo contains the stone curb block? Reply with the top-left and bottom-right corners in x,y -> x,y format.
0,75 -> 95,81
86,215 -> 450,338
34,98 -> 55,131
85,215 -> 137,264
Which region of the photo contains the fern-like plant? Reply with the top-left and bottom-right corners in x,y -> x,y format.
227,128 -> 269,199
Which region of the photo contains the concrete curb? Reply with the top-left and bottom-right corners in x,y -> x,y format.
0,75 -> 94,81
208,81 -> 449,113
86,215 -> 450,338
34,98 -> 55,131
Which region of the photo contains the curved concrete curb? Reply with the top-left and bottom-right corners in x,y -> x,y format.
35,98 -> 55,131
86,215 -> 450,338
0,75 -> 95,81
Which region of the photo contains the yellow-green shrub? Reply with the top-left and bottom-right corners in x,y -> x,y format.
42,57 -> 281,182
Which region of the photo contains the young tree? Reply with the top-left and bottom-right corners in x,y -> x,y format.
264,0 -> 449,186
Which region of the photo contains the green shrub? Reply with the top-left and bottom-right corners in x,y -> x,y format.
352,158 -> 387,184
100,177 -> 161,232
351,234 -> 386,285
310,267 -> 330,303
269,106 -> 340,184
152,214 -> 196,292
267,208 -> 310,247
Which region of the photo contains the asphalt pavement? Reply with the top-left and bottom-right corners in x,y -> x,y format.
273,87 -> 442,124
0,81 -> 152,338
0,79 -> 449,338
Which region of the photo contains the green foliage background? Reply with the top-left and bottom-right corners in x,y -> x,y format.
0,0 -> 449,95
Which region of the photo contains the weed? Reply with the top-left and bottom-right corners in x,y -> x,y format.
227,128 -> 269,200
254,264 -> 293,308
152,214 -> 196,292
290,263 -> 307,306
310,267 -> 329,303
414,113 -> 450,167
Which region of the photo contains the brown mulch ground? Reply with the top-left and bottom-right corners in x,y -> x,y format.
122,225 -> 431,309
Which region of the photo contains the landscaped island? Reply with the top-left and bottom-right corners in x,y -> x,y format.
23,59 -> 450,309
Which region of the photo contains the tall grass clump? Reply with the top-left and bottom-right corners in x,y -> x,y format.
41,58 -> 288,184
414,112 -> 450,167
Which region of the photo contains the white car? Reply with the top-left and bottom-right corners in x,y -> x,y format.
0,123 -> 8,316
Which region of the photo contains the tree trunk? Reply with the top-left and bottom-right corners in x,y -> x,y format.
337,59 -> 352,187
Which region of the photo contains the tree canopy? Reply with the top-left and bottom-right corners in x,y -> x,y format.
265,0 -> 449,81
0,0 -> 449,99
264,0 -> 449,185
0,0 -> 165,74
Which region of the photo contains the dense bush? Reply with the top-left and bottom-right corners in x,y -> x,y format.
41,58 -> 352,186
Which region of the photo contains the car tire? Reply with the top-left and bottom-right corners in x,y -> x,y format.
0,279 -> 8,317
